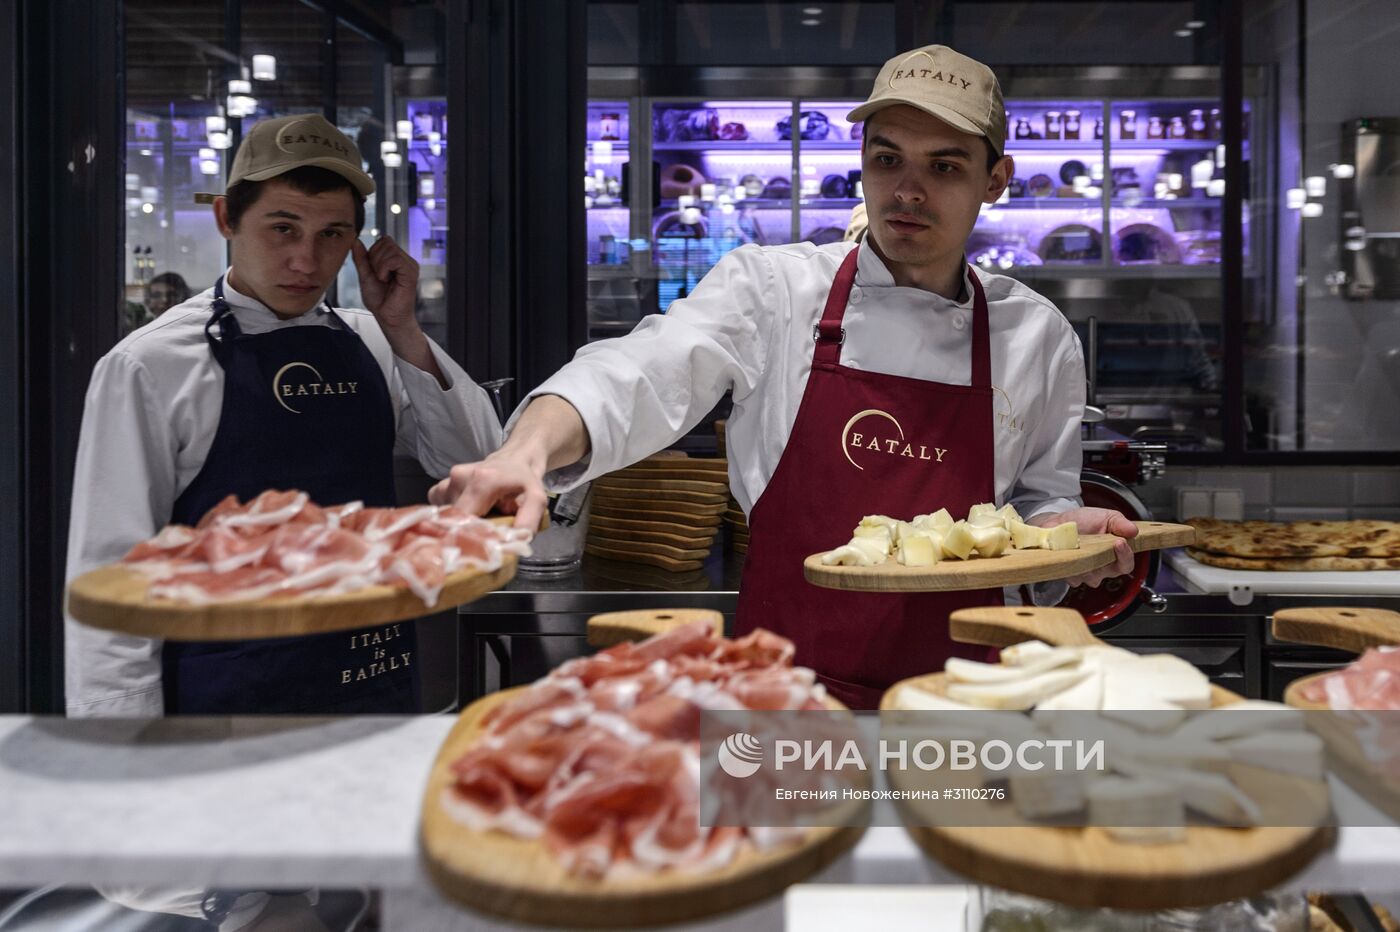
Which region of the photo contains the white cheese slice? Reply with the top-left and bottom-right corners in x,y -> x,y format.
1116,760 -> 1263,825
946,667 -> 1089,711
1009,768 -> 1086,819
941,522 -> 976,560
1034,669 -> 1104,711
968,525 -> 1011,557
888,683 -> 981,712
897,534 -> 938,567
945,648 -> 1078,684
998,503 -> 1022,526
1045,522 -> 1080,550
967,502 -> 998,521
1010,520 -> 1049,550
852,524 -> 893,543
1128,655 -> 1214,711
1001,640 -> 1054,665
1221,732 -> 1325,780
858,514 -> 899,532
1173,701 -> 1305,743
1087,777 -> 1186,844
848,536 -> 890,561
968,513 -> 1009,530
913,508 -> 954,533
821,544 -> 875,566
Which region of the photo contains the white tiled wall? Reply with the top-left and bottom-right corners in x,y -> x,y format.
1121,466 -> 1400,522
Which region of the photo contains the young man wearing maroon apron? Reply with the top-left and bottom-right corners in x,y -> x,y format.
432,46 -> 1138,709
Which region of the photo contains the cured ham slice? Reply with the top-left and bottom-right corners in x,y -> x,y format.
1301,646 -> 1400,710
444,622 -> 827,879
120,490 -> 534,607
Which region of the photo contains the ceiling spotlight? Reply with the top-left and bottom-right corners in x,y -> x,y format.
1174,28 -> 1193,37
395,120 -> 412,140
1330,162 -> 1355,179
1301,202 -> 1323,218
1305,175 -> 1326,197
1285,188 -> 1306,209
141,203 -> 154,214
390,203 -> 402,215
802,17 -> 821,26
1185,19 -> 1206,28
251,54 -> 276,81
803,6 -> 823,13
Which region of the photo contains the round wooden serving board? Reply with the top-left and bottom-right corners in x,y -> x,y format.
804,521 -> 1195,592
878,606 -> 1335,911
65,515 -> 529,641
420,611 -> 864,928
1277,607 -> 1400,822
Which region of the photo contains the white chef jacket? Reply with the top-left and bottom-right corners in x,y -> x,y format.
65,271 -> 503,718
524,240 -> 1085,522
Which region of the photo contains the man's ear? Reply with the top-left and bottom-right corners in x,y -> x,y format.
212,197 -> 234,240
985,154 -> 1014,204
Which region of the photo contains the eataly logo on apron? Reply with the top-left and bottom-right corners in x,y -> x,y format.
272,362 -> 359,413
840,408 -> 947,471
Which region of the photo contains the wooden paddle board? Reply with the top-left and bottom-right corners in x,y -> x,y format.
621,456 -> 728,474
591,497 -> 728,517
65,515 -> 529,641
584,544 -> 704,572
586,522 -> 717,549
585,608 -> 724,648
421,612 -> 864,927
610,467 -> 730,484
880,605 -> 1335,911
804,522 -> 1195,592
592,486 -> 730,506
1276,607 -> 1400,822
594,477 -> 728,495
582,554 -> 710,590
589,504 -> 722,528
585,535 -> 713,561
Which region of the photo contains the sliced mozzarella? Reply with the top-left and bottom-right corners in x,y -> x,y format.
945,648 -> 1078,684
1221,732 -> 1325,780
913,508 -> 955,533
967,502 -> 998,521
1087,777 -> 1186,844
848,536 -> 890,561
821,544 -> 876,566
1009,768 -> 1086,819
853,524 -> 893,543
1034,669 -> 1104,711
946,667 -> 1089,711
1173,701 -> 1305,742
968,513 -> 1009,530
1002,640 -> 1054,665
1116,760 -> 1263,826
858,514 -> 899,532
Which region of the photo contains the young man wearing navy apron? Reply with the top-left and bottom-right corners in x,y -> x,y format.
66,114 -> 504,719
433,45 -> 1140,710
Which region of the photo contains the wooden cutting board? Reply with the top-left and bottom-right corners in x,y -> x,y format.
585,535 -> 712,562
590,504 -> 723,528
584,608 -> 724,648
586,520 -> 717,549
622,455 -> 728,474
595,477 -> 728,495
584,544 -> 704,572
880,605 -> 1335,911
65,516 -> 526,642
1276,607 -> 1400,821
592,486 -> 730,506
804,522 -> 1195,592
420,610 -> 864,927
582,554 -> 710,590
591,496 -> 728,517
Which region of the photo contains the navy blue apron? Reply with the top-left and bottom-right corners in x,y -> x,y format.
162,276 -> 420,714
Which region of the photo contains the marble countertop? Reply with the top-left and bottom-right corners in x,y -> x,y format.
2,714 -> 1398,916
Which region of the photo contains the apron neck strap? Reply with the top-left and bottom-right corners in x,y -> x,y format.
206,274 -> 341,349
812,248 -> 993,389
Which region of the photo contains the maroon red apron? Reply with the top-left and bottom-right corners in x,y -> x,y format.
734,246 -> 1003,709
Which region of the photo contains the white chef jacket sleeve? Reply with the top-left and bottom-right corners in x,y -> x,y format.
1007,325 -> 1085,522
514,244 -> 776,490
64,350 -> 172,718
390,335 -> 504,479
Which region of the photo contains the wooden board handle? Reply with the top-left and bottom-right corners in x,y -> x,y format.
1271,607 -> 1400,655
1126,521 -> 1196,553
585,609 -> 724,648
949,606 -> 1101,649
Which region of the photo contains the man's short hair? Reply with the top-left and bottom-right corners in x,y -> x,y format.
223,166 -> 366,233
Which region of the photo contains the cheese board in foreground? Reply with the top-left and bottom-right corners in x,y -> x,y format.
880,605 -> 1335,911
420,609 -> 865,928
804,521 -> 1196,592
65,515 -> 529,641
1277,606 -> 1400,822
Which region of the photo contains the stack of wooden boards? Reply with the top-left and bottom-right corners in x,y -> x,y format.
1186,518 -> 1400,571
586,455 -> 728,571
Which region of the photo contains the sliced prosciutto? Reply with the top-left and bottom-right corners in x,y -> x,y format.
121,490 -> 533,607
444,621 -> 826,880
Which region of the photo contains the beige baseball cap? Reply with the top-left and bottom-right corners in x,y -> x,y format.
847,45 -> 1006,157
223,113 -> 375,197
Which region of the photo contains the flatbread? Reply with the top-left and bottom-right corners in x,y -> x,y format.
1185,547 -> 1400,572
1186,518 -> 1400,559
